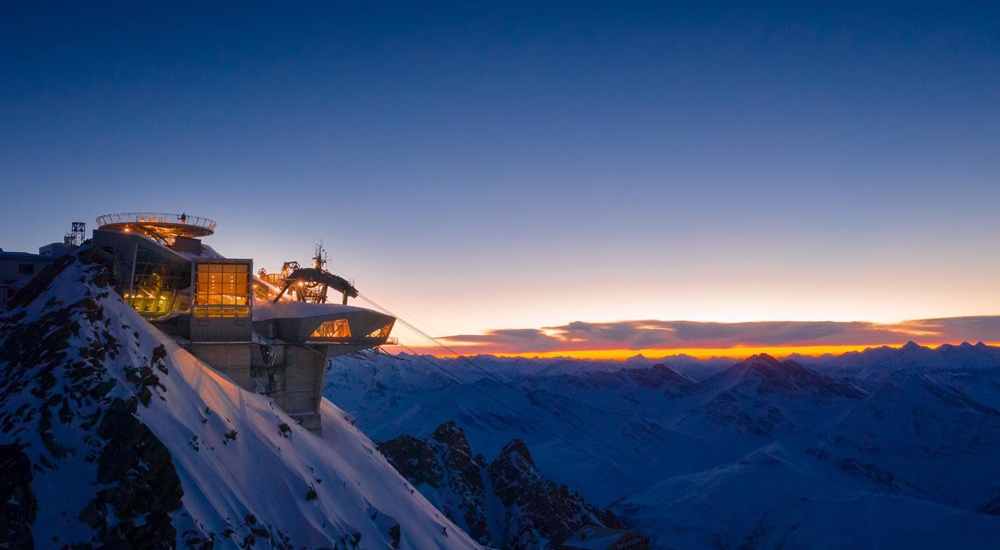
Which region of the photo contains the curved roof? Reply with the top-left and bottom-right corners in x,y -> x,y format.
252,300 -> 374,322
284,267 -> 359,298
253,300 -> 395,346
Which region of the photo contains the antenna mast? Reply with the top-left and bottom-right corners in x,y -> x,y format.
64,222 -> 85,246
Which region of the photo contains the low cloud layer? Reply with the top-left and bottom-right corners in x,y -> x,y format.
441,316 -> 1000,354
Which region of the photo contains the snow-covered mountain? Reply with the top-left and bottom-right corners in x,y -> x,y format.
326,346 -> 1000,548
0,247 -> 479,549
378,421 -> 618,549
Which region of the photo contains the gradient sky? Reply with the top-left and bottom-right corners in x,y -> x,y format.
2,2 -> 998,356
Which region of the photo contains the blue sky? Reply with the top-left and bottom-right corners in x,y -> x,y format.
2,2 -> 998,352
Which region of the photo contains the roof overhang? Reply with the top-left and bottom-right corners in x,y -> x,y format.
252,301 -> 395,345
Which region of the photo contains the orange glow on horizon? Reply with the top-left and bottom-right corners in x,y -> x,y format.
404,342 -> 1000,361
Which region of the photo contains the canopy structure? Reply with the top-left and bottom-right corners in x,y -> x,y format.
253,301 -> 396,353
262,243 -> 359,305
273,267 -> 359,305
96,212 -> 216,243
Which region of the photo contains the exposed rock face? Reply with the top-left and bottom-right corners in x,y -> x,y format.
0,443 -> 36,549
379,422 -> 618,549
378,434 -> 445,487
487,439 -> 622,548
431,422 -> 491,541
82,398 -> 184,547
0,249 -> 186,548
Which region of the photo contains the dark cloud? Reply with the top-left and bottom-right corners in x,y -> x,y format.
669,321 -> 855,346
441,328 -> 562,353
441,316 -> 1000,354
896,317 -> 1000,343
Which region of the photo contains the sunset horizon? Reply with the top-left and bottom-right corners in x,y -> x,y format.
389,314 -> 1000,360
408,341 -> 1000,361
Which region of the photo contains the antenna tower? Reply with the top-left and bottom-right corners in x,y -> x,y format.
64,222 -> 85,246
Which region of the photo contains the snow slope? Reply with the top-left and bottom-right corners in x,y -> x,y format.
618,444 -> 1000,549
0,247 -> 479,549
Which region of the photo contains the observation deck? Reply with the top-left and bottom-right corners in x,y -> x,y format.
96,212 -> 217,242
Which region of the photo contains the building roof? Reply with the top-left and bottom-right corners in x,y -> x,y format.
252,300 -> 395,346
252,300 -> 374,322
0,251 -> 45,260
96,212 -> 216,240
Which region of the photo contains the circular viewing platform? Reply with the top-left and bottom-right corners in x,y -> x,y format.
96,212 -> 217,240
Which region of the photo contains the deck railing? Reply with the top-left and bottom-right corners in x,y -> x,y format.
96,212 -> 217,232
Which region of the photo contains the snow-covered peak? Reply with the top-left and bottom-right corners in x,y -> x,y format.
704,354 -> 866,400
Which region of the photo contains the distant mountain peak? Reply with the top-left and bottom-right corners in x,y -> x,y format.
736,354 -> 808,377
902,341 -> 923,351
739,353 -> 788,372
648,363 -> 698,386
745,353 -> 781,363
707,354 -> 865,399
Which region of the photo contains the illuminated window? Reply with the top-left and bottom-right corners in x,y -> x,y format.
311,319 -> 351,338
366,322 -> 394,339
193,262 -> 250,317
119,246 -> 190,316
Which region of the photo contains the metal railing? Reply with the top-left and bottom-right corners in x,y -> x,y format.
95,212 -> 217,232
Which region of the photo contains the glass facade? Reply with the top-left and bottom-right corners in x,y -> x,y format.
103,242 -> 191,317
366,321 -> 395,339
311,319 -> 351,338
193,262 -> 250,318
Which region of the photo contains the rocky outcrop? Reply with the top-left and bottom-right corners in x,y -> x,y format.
488,439 -> 621,548
0,443 -> 36,549
380,422 -> 491,542
0,248 -> 186,548
80,397 -> 183,547
380,422 -> 618,549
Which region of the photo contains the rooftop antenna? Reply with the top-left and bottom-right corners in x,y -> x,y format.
312,242 -> 329,270
64,222 -> 85,246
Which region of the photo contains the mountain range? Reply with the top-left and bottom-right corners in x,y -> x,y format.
326,344 -> 1000,548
